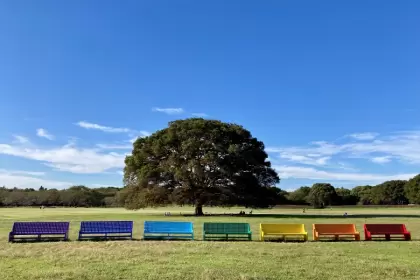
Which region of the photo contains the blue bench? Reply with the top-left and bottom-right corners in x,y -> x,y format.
144,221 -> 194,240
9,222 -> 69,242
78,221 -> 133,240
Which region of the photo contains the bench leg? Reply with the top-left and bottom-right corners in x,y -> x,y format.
355,234 -> 360,241
405,234 -> 411,241
385,234 -> 390,241
334,235 -> 339,241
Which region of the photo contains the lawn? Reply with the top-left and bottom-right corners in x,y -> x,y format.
1,207 -> 420,280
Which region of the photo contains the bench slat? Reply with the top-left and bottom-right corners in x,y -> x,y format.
78,221 -> 133,241
144,221 -> 193,240
9,222 -> 69,242
203,223 -> 252,241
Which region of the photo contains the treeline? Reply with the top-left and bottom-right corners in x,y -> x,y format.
287,174 -> 420,208
1,174 -> 419,208
0,186 -> 122,207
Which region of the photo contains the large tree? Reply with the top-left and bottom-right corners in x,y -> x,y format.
123,118 -> 280,215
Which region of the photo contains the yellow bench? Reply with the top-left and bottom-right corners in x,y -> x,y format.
260,224 -> 308,241
313,224 -> 360,241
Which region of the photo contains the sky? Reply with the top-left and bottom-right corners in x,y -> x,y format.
0,0 -> 419,191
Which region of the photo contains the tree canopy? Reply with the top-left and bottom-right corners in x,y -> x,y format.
122,118 -> 280,215
307,183 -> 337,208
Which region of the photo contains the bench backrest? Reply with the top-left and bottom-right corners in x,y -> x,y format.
12,222 -> 69,234
204,222 -> 251,234
144,221 -> 193,233
313,224 -> 358,234
364,224 -> 408,234
260,223 -> 306,234
80,221 -> 133,233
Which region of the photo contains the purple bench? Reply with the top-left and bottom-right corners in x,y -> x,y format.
9,222 -> 70,242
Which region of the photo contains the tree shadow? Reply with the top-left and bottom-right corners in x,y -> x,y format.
182,213 -> 420,219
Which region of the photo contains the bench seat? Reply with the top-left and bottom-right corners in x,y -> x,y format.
9,222 -> 69,242
313,224 -> 360,241
203,222 -> 252,241
364,224 -> 411,241
78,221 -> 133,241
260,224 -> 307,241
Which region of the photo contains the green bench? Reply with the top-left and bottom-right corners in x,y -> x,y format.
203,222 -> 252,241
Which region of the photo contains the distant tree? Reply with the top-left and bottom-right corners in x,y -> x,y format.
123,118 -> 280,215
287,186 -> 311,205
404,174 -> 420,204
335,187 -> 358,205
307,183 -> 337,208
351,185 -> 373,205
372,180 -> 407,205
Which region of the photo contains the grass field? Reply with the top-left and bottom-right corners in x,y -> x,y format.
1,207 -> 420,280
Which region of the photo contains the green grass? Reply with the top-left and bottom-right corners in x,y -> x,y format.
1,207 -> 420,280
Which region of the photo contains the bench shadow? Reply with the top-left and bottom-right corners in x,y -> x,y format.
9,238 -> 69,243
77,237 -> 138,242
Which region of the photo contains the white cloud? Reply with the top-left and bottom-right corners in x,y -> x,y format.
76,121 -> 131,133
116,170 -> 124,175
348,132 -> 378,140
191,113 -> 208,117
0,143 -> 125,174
13,135 -> 29,144
371,156 -> 392,164
0,169 -> 71,189
36,128 -> 54,140
152,107 -> 184,115
274,165 -> 416,184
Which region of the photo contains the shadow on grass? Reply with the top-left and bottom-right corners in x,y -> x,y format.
9,238 -> 69,243
77,237 -> 137,242
182,213 -> 420,219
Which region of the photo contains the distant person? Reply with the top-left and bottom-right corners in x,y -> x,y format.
302,208 -> 306,213
249,210 -> 253,215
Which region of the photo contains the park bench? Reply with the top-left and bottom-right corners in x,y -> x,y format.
143,221 -> 194,240
9,222 -> 69,242
364,224 -> 411,241
78,221 -> 133,241
313,224 -> 360,241
260,223 -> 308,241
203,222 -> 252,241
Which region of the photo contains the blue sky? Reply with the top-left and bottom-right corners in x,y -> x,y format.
0,0 -> 419,190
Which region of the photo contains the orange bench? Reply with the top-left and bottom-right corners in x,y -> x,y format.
364,224 -> 411,241
313,224 -> 360,241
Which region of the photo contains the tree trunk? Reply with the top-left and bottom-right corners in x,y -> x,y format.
195,204 -> 204,216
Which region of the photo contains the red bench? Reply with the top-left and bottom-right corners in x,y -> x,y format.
364,224 -> 411,241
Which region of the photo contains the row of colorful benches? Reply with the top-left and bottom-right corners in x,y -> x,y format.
8,221 -> 411,242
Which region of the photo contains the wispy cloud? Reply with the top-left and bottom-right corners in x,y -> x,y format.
13,135 -> 29,144
0,143 -> 125,174
0,169 -> 45,177
371,156 -> 392,164
267,130 -> 420,165
36,128 -> 54,140
191,113 -> 208,117
96,144 -> 132,150
348,132 -> 378,140
76,121 -> 132,133
0,169 -> 71,189
152,107 -> 184,115
274,165 -> 416,184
